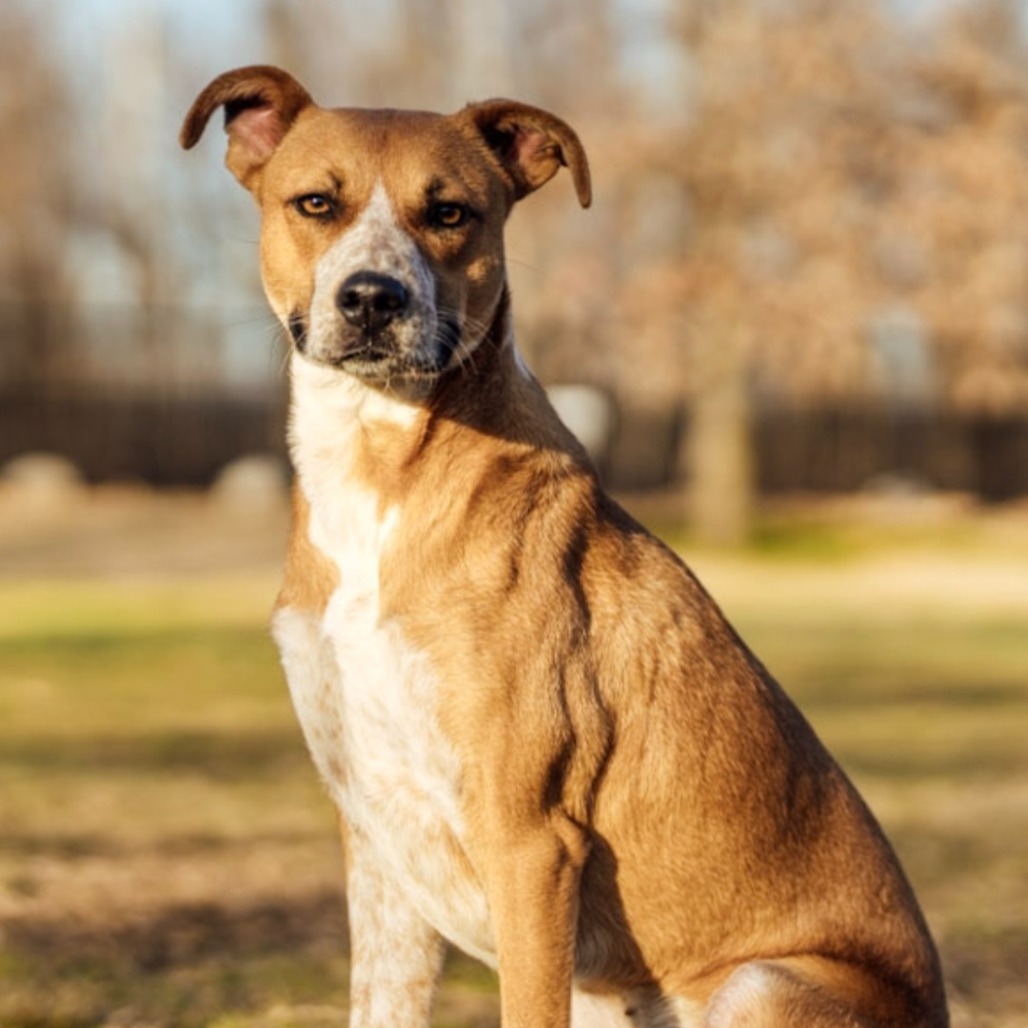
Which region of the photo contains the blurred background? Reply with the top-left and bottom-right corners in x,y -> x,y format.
1,0 -> 1026,1026
4,0 -> 1028,535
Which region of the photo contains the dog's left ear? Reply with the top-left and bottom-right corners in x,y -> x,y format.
180,65 -> 314,191
462,100 -> 591,208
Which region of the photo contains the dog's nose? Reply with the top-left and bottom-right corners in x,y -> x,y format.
337,272 -> 410,333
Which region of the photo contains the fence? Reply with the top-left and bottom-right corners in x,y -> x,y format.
2,381 -> 1026,500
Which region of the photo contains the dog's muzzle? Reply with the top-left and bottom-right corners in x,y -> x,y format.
299,271 -> 459,382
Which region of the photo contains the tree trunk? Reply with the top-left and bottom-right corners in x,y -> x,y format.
685,327 -> 755,546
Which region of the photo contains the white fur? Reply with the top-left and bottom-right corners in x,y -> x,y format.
705,963 -> 782,1026
569,988 -> 701,1028
306,180 -> 437,367
572,990 -> 634,1028
273,352 -> 495,968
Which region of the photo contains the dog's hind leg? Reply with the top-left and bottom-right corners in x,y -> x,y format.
342,821 -> 445,1028
704,962 -> 875,1028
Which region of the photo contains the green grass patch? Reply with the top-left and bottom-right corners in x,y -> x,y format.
1,565 -> 1025,1026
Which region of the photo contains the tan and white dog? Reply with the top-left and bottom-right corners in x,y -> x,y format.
181,67 -> 948,1028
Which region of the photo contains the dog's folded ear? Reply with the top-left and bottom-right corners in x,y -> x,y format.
461,100 -> 591,209
180,65 -> 313,189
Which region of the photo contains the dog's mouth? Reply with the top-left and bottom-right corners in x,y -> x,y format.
293,310 -> 464,384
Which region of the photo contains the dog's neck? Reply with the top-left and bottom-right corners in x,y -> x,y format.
289,289 -> 518,484
286,288 -> 589,527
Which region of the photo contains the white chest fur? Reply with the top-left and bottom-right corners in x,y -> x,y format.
272,356 -> 494,962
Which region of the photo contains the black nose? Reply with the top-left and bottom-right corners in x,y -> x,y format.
337,272 -> 410,333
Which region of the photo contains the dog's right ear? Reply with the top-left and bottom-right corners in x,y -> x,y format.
180,65 -> 313,190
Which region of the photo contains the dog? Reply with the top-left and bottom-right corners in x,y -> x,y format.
181,66 -> 949,1027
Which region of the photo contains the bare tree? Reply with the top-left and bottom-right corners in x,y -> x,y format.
893,0 -> 1028,416
0,3 -> 74,390
659,0 -> 900,541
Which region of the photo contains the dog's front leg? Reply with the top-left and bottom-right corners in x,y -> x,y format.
476,803 -> 589,1028
341,819 -> 445,1028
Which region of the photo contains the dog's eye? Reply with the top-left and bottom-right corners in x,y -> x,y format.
429,203 -> 470,229
293,194 -> 337,219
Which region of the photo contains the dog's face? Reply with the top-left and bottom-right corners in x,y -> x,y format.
257,108 -> 510,383
182,67 -> 591,389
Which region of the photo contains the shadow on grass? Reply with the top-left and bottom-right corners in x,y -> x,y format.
942,929 -> 1028,1019
3,888 -> 348,975
0,889 -> 349,1028
839,748 -> 1027,781
0,827 -> 327,861
0,625 -> 282,668
797,680 -> 1026,711
1,864 -> 1023,1028
0,728 -> 308,781
0,891 -> 497,1028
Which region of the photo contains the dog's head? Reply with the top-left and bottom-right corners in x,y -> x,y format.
181,66 -> 590,389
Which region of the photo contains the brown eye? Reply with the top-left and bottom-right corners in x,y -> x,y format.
429,203 -> 470,229
293,193 -> 336,219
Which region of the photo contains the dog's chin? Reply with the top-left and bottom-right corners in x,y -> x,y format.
302,320 -> 464,386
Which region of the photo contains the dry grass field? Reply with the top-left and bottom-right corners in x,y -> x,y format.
0,487 -> 1026,1027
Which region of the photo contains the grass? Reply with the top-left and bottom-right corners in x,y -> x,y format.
0,575 -> 501,1028
1,510 -> 1027,1027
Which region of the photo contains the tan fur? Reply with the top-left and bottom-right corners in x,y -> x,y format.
183,67 -> 948,1028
